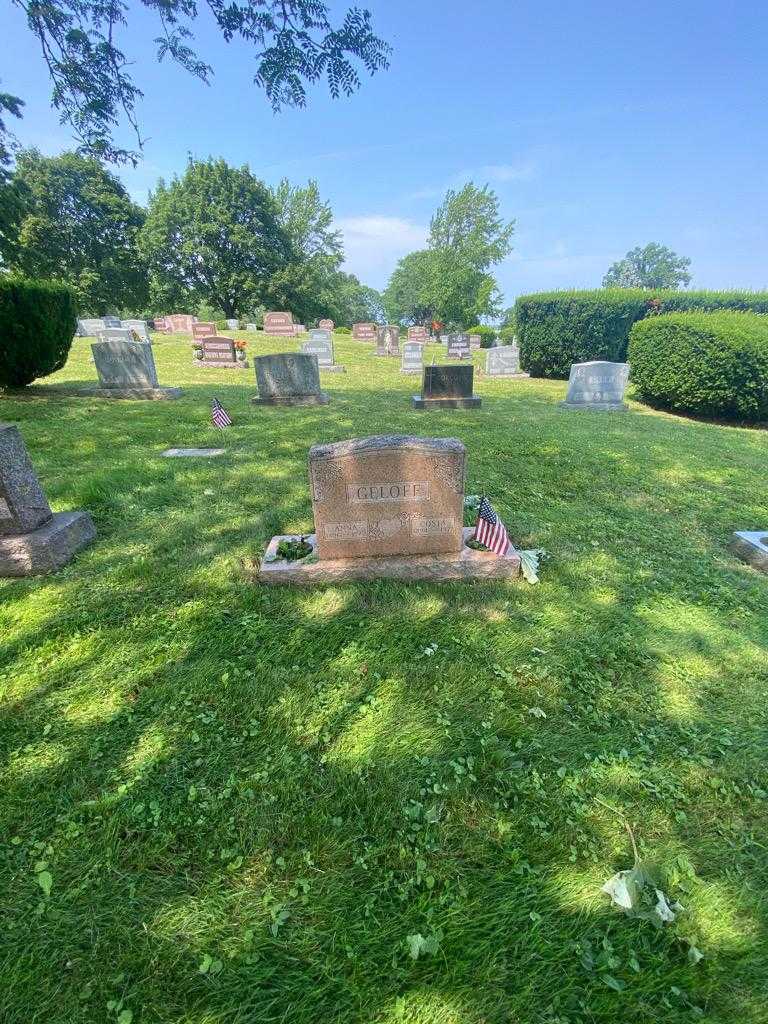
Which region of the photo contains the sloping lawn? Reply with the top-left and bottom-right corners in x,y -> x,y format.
1,332 -> 767,1024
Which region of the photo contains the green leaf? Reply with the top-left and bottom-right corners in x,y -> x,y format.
601,973 -> 626,992
117,1011 -> 133,1024
36,870 -> 53,897
198,954 -> 213,974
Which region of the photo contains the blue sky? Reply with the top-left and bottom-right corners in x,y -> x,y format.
2,0 -> 766,304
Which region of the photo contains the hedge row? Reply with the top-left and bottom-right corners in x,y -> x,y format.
0,277 -> 78,388
629,311 -> 768,422
515,288 -> 768,378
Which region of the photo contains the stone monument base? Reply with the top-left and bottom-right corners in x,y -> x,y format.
74,386 -> 183,400
729,531 -> 768,572
318,365 -> 346,373
251,393 -> 329,406
255,527 -> 520,586
412,396 -> 482,410
0,511 -> 96,577
195,360 -> 249,369
559,400 -> 627,412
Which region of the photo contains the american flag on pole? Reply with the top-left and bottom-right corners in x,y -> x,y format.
211,397 -> 232,429
474,496 -> 510,555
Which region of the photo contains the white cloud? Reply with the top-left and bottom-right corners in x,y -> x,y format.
479,160 -> 537,183
335,215 -> 429,288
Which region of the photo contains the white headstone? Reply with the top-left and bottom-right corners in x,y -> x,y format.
562,361 -> 630,411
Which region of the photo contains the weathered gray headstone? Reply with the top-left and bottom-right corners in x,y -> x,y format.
121,319 -> 151,342
77,318 -> 105,336
729,531 -> 768,573
87,340 -> 182,399
102,315 -> 122,328
446,334 -> 471,360
97,327 -> 134,345
0,423 -> 96,576
401,341 -> 424,375
485,343 -> 527,378
412,364 -> 481,409
246,322 -> 258,331
302,330 -> 344,372
226,318 -> 239,330
162,448 -> 226,458
469,334 -> 482,350
252,353 -> 329,406
560,361 -> 630,411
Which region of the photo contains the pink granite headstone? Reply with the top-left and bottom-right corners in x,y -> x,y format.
318,319 -> 335,331
352,322 -> 377,341
264,312 -> 296,337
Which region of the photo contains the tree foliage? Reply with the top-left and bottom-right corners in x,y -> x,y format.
1,149 -> 147,314
140,158 -> 292,317
603,242 -> 692,290
9,0 -> 390,164
383,249 -> 436,325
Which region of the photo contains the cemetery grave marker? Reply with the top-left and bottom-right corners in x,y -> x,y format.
302,330 -> 345,372
256,434 -> 520,584
412,365 -> 481,410
196,337 -> 248,368
252,353 -> 329,406
246,322 -> 258,331
162,448 -> 226,458
560,361 -> 630,411
469,334 -> 481,350
83,339 -> 182,399
446,333 -> 471,359
77,318 -> 105,336
264,311 -> 296,337
102,315 -> 122,328
0,423 -> 96,576
376,325 -> 399,356
485,343 -> 528,378
192,322 -> 217,340
98,327 -> 135,345
318,319 -> 335,331
401,341 -> 424,375
165,313 -> 196,333
408,325 -> 428,342
122,319 -> 151,342
352,322 -> 377,341
226,318 -> 239,330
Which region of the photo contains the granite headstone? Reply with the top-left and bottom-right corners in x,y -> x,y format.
252,353 -> 329,406
561,361 -> 630,411
412,364 -> 481,410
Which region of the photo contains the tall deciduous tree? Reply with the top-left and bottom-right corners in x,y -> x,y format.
8,0 -> 390,164
603,243 -> 692,289
140,157 -> 291,318
383,249 -> 437,325
1,149 -> 147,314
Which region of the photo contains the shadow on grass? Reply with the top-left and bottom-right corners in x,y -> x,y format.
1,372 -> 767,1023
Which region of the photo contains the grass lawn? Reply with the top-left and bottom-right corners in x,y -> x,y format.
1,331 -> 767,1024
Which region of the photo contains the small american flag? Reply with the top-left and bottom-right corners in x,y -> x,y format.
211,397 -> 232,429
474,496 -> 510,555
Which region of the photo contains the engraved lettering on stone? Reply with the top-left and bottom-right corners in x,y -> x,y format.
345,480 -> 429,503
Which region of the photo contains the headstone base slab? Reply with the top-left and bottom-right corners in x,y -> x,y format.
0,511 -> 96,577
251,394 -> 330,406
729,531 -> 768,573
74,387 -> 183,400
559,401 -> 627,412
255,528 -> 520,586
162,448 -> 226,458
411,396 -> 482,410
318,365 -> 346,373
195,360 -> 250,369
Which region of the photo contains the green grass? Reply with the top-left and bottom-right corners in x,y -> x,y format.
1,332 -> 767,1024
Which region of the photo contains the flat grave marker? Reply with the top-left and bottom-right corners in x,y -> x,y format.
162,448 -> 226,458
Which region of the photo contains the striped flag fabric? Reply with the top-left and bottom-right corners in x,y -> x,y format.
474,495 -> 510,555
211,397 -> 232,429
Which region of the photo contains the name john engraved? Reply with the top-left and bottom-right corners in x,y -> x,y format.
346,480 -> 429,503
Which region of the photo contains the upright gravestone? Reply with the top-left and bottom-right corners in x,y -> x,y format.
192,322 -> 217,340
469,334 -> 481,350
197,337 -> 248,369
294,324 -> 307,335
226,318 -> 239,330
352,322 -> 377,342
401,341 -> 424,375
446,334 -> 471,360
77,318 -> 105,337
252,353 -> 329,406
98,327 -> 134,345
102,315 -> 122,328
485,343 -> 527,378
0,423 -> 96,576
153,316 -> 170,334
264,312 -> 295,337
122,319 -> 151,342
376,325 -> 399,356
408,326 -> 428,343
166,313 -> 196,333
246,322 -> 258,331
257,435 -> 520,584
86,340 -> 182,399
560,361 -> 630,411
412,365 -> 481,410
302,330 -> 344,372
318,319 -> 335,331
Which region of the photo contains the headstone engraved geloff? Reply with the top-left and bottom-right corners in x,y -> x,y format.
81,340 -> 182,399
0,423 -> 96,576
252,353 -> 329,406
412,365 -> 481,410
256,435 -> 520,584
560,361 -> 630,411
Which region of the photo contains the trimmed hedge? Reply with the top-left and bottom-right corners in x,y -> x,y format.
516,288 -> 768,378
629,311 -> 768,422
0,277 -> 78,388
467,325 -> 497,348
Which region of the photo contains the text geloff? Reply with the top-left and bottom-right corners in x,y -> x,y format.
346,480 -> 430,503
